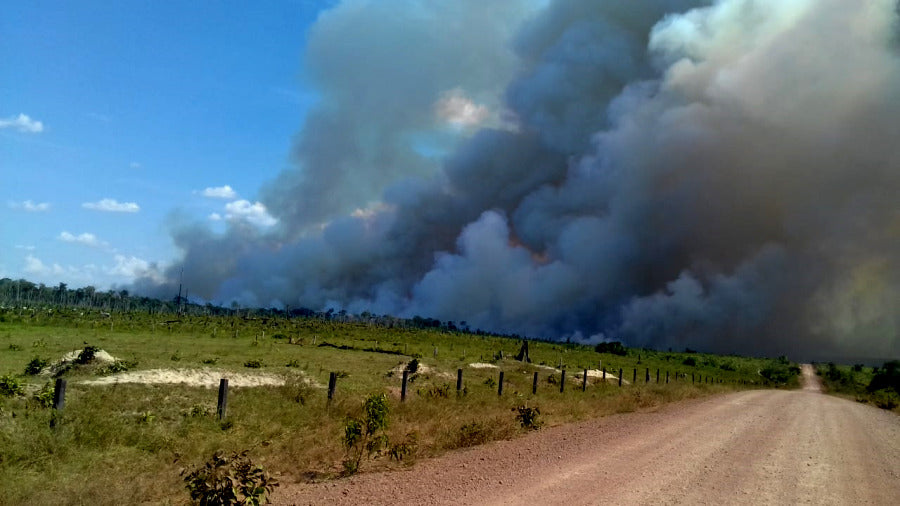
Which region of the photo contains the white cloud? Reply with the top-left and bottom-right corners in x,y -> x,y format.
23,254 -> 64,276
434,88 -> 490,127
209,212 -> 223,221
58,231 -> 106,248
201,185 -> 238,199
8,200 -> 51,212
0,113 -> 44,133
129,162 -> 141,169
224,200 -> 277,227
14,245 -> 36,251
82,198 -> 140,213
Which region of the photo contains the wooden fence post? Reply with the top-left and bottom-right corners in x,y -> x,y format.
532,371 -> 538,395
656,369 -> 660,383
327,372 -> 337,403
560,370 -> 566,393
50,378 -> 66,428
217,378 -> 229,420
646,368 -> 650,383
666,371 -> 669,384
401,370 -> 409,402
602,367 -> 606,382
619,368 -> 623,387
583,369 -> 588,392
498,371 -> 504,396
457,368 -> 463,393
633,368 -> 637,384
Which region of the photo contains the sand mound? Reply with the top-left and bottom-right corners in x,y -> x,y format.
468,363 -> 499,369
389,361 -> 455,380
59,349 -> 118,364
44,348 -> 119,375
81,368 -> 309,388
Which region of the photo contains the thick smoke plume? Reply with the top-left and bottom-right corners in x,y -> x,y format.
135,0 -> 900,361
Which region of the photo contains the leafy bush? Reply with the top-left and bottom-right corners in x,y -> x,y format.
483,376 -> 496,388
868,360 -> 900,394
99,359 -> 136,375
243,359 -> 263,369
76,345 -> 99,365
24,356 -> 50,375
202,357 -> 219,365
594,341 -> 627,356
760,362 -> 801,385
682,357 -> 697,367
404,359 -> 419,374
870,389 -> 899,410
182,450 -> 278,505
7,343 -> 22,351
342,394 -> 390,474
32,382 -> 54,408
514,405 -> 542,430
0,375 -> 25,398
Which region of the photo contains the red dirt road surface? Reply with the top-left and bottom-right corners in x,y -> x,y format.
275,365 -> 900,505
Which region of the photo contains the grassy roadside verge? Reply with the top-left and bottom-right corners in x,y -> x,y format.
814,361 -> 900,413
1,308 -> 797,505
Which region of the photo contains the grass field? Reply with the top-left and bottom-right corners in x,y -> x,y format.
0,307 -> 797,505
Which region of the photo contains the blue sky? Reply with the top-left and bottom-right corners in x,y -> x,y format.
1,1 -> 335,289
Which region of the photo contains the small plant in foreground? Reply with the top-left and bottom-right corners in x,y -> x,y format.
33,382 -> 54,408
0,375 -> 25,398
342,393 -> 389,475
244,359 -> 263,369
514,404 -> 543,430
182,450 -> 278,505
24,356 -> 50,375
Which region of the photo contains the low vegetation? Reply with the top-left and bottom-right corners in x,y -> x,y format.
816,361 -> 900,412
0,301 -> 798,504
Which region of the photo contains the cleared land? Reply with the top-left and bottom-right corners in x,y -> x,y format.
0,310 -> 799,504
277,368 -> 900,505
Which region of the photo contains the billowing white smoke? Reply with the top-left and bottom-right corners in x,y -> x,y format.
136,0 -> 900,360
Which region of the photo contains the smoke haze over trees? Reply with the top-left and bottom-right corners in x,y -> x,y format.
133,0 -> 900,360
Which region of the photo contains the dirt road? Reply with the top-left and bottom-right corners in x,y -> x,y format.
276,367 -> 900,505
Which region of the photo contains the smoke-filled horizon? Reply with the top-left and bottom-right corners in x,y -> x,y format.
134,0 -> 900,361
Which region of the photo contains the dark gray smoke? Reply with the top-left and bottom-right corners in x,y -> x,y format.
135,0 -> 900,361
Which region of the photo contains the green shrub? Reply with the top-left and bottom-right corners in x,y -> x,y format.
342,393 -> 390,474
514,404 -> 542,430
868,360 -> 900,394
76,345 -> 99,365
24,356 -> 50,375
99,360 -> 136,375
682,357 -> 697,367
243,359 -> 263,369
32,382 -> 54,408
870,389 -> 899,410
0,375 -> 25,398
594,341 -> 627,356
182,450 -> 278,505
760,362 -> 800,384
